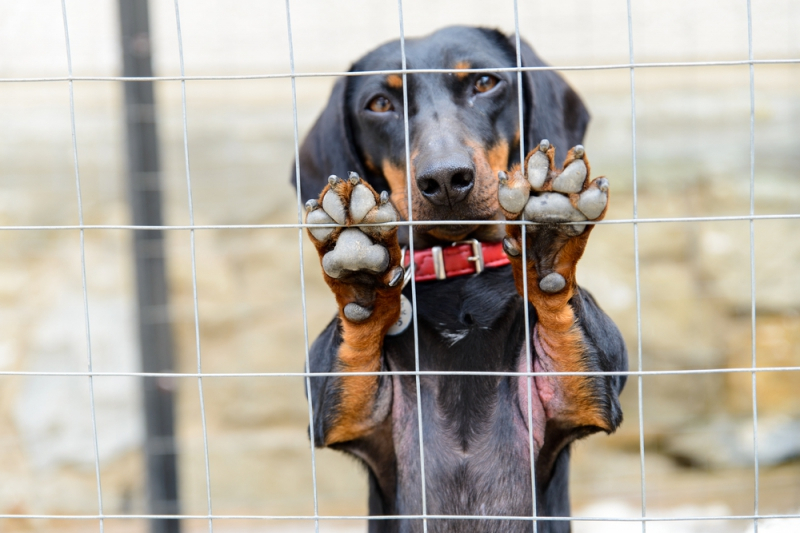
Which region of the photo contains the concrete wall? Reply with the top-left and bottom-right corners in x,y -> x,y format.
1,0 -> 800,531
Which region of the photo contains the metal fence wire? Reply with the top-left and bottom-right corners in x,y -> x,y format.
2,0 -> 800,532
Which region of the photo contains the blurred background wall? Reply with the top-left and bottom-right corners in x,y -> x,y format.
1,0 -> 799,532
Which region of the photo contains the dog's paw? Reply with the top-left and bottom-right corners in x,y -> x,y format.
498,140 -> 609,295
498,140 -> 609,232
306,173 -> 403,323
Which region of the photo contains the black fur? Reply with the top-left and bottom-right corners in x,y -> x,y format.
296,26 -> 625,533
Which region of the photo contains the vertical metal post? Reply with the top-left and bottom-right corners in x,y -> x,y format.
118,2 -> 181,532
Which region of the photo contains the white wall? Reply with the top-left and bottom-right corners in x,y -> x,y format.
3,0 -> 800,78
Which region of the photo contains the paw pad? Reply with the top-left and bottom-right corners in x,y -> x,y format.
523,193 -> 587,236
350,184 -> 377,223
321,229 -> 389,278
343,302 -> 372,322
551,156 -> 586,193
497,170 -> 530,214
576,177 -> 609,220
539,272 -> 566,293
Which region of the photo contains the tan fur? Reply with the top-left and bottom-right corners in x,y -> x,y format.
487,139 -> 510,173
325,278 -> 402,443
382,160 -> 409,219
364,154 -> 378,173
453,60 -> 471,79
306,181 -> 403,445
386,74 -> 403,89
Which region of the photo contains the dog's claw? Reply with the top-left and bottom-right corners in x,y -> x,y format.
573,145 -> 585,159
498,170 -> 508,183
539,139 -> 550,152
388,265 -> 404,287
328,174 -> 338,186
380,191 -> 390,205
348,171 -> 361,185
539,272 -> 566,293
502,236 -> 520,257
343,302 -> 372,322
305,199 -> 319,212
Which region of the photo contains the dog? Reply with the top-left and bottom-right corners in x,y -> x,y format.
291,26 -> 628,533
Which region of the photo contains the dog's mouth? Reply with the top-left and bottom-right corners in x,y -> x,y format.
424,222 -> 479,241
414,186 -> 508,243
421,215 -> 506,245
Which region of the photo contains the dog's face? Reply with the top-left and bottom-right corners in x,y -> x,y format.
347,27 -> 521,243
295,26 -> 590,246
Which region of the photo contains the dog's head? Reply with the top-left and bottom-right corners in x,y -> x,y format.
293,26 -> 589,246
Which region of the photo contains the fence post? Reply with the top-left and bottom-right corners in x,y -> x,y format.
118,1 -> 181,532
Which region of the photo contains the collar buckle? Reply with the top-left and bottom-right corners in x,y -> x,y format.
453,239 -> 484,274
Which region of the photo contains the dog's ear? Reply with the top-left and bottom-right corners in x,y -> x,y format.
515,38 -> 590,158
291,77 -> 365,202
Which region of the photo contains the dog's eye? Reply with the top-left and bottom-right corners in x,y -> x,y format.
367,96 -> 394,113
474,75 -> 498,94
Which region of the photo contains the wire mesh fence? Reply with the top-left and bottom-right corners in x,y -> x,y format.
1,0 -> 800,532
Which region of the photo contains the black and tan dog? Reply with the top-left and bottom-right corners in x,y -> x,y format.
292,26 -> 627,533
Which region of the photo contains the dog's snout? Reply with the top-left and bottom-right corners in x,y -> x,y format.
415,161 -> 475,206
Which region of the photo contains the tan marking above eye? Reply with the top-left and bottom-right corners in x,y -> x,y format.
475,75 -> 498,93
386,74 -> 403,89
368,96 -> 393,113
454,60 -> 471,80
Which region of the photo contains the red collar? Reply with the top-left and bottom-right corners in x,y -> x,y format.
402,240 -> 510,282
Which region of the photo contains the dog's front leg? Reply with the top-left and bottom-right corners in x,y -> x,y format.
498,141 -> 623,434
305,173 -> 403,445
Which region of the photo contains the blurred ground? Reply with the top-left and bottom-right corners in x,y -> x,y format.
1,0 -> 800,531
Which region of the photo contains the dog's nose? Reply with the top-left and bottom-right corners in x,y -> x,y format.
415,161 -> 475,206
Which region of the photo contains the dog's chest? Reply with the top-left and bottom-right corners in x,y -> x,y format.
382,268 -> 536,518
388,369 -> 535,521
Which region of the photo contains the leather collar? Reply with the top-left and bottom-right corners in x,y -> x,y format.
402,239 -> 510,282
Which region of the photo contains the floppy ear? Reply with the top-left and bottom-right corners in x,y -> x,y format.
515,38 -> 591,159
291,77 -> 365,202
